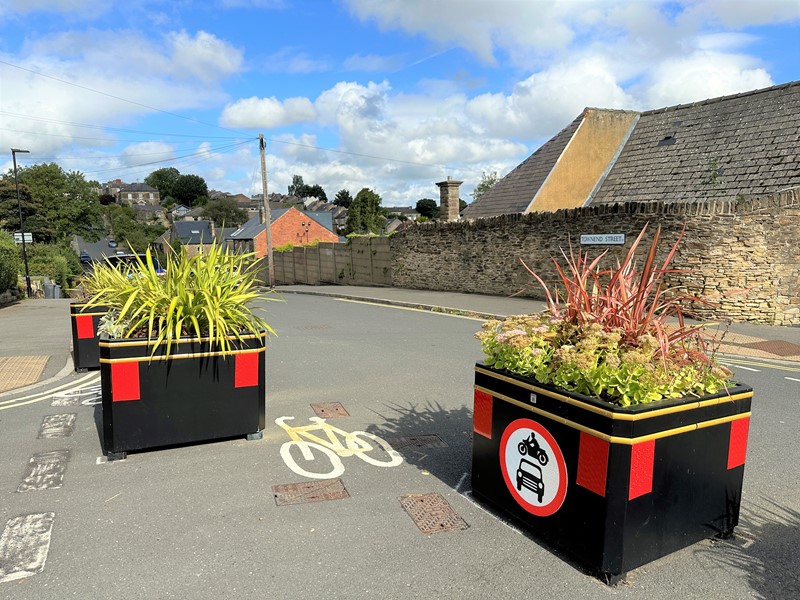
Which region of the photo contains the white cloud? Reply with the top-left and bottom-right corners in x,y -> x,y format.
343,0 -> 578,64
220,96 -> 316,128
641,51 -> 773,107
466,57 -> 637,138
167,31 -> 244,83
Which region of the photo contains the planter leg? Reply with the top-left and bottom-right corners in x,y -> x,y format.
601,571 -> 628,586
246,431 -> 263,441
107,451 -> 127,461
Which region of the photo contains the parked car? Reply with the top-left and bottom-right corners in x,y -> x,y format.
107,239 -> 118,248
79,251 -> 91,263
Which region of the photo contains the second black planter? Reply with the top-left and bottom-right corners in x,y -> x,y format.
471,362 -> 753,582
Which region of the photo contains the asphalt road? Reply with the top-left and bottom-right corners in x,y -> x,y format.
0,294 -> 798,599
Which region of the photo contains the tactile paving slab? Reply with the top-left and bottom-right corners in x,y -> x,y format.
310,402 -> 350,418
399,493 -> 469,534
0,356 -> 48,392
272,479 -> 350,506
385,434 -> 448,450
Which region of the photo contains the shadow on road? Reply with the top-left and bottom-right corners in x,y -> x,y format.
696,499 -> 800,600
365,400 -> 474,490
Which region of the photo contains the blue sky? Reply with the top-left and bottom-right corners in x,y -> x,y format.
1,0 -> 798,206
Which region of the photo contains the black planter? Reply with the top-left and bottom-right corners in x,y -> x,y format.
70,303 -> 108,371
99,332 -> 267,460
471,362 -> 753,583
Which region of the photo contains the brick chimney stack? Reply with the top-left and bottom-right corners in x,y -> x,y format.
436,176 -> 463,222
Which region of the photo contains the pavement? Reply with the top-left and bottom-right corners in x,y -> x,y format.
0,286 -> 798,397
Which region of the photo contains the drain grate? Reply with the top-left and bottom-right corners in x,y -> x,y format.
272,479 -> 350,506
310,402 -> 350,418
385,434 -> 448,450
742,340 -> 800,357
399,493 -> 469,534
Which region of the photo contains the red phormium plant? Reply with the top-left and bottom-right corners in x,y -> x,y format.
521,224 -> 712,361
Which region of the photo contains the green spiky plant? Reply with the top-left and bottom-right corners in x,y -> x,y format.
476,224 -> 733,406
82,242 -> 277,357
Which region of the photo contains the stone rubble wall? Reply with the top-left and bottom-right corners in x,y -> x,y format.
391,189 -> 800,325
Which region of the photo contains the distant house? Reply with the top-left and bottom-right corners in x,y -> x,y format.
168,220 -> 215,256
388,206 -> 420,221
118,183 -> 160,206
132,203 -> 167,226
169,204 -> 191,219
225,208 -> 339,258
463,80 -> 800,219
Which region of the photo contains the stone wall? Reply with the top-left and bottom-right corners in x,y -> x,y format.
391,189 -> 800,325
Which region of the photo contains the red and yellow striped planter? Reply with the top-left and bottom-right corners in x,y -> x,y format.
99,332 -> 267,460
471,362 -> 753,583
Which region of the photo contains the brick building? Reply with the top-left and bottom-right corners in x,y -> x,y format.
225,208 -> 339,257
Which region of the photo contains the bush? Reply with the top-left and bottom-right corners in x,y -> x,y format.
23,243 -> 83,290
0,231 -> 20,293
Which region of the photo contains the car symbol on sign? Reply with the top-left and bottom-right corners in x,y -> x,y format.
516,458 -> 545,503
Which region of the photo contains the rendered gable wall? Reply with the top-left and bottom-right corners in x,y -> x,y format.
527,109 -> 638,212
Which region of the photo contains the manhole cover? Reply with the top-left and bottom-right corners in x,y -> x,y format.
310,402 -> 350,418
272,479 -> 350,506
399,493 -> 469,534
385,434 -> 448,450
742,340 -> 800,357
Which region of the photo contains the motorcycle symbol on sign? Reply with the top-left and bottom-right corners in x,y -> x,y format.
518,432 -> 549,466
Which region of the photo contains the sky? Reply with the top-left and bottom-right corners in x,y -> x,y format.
1,0 -> 798,207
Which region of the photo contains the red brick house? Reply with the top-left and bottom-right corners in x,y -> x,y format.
225,207 -> 339,257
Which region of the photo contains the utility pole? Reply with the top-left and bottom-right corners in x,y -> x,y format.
259,134 -> 274,288
11,148 -> 32,298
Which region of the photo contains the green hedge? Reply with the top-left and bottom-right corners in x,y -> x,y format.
0,231 -> 20,293
23,243 -> 82,290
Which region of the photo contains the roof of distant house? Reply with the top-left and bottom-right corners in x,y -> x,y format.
173,220 -> 214,244
119,183 -> 158,193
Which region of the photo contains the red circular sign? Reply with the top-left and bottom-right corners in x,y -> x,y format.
499,418 -> 568,516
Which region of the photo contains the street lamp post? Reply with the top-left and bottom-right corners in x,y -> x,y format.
11,148 -> 32,298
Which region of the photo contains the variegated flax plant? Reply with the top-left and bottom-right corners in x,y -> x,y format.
82,242 -> 277,358
476,224 -> 733,406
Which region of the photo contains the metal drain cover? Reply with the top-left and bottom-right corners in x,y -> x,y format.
385,434 -> 448,450
310,402 -> 350,418
272,479 -> 350,506
742,340 -> 800,357
399,493 -> 469,534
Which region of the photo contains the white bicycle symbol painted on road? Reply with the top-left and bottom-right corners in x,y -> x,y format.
276,416 -> 403,480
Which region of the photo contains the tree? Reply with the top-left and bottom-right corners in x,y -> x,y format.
345,188 -> 385,234
201,197 -> 249,228
0,163 -> 102,244
287,174 -> 305,198
415,198 -> 439,219
304,184 -> 327,202
171,174 -> 208,207
99,193 -> 117,205
145,167 -> 181,200
333,189 -> 352,208
459,199 -> 468,213
471,170 -> 499,201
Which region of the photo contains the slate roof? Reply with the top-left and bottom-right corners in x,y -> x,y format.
119,183 -> 158,193
461,112 -> 585,219
590,81 -> 800,205
227,217 -> 265,241
173,220 -> 213,244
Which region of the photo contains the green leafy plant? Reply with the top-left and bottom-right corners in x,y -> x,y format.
476,224 -> 733,406
83,241 -> 277,357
